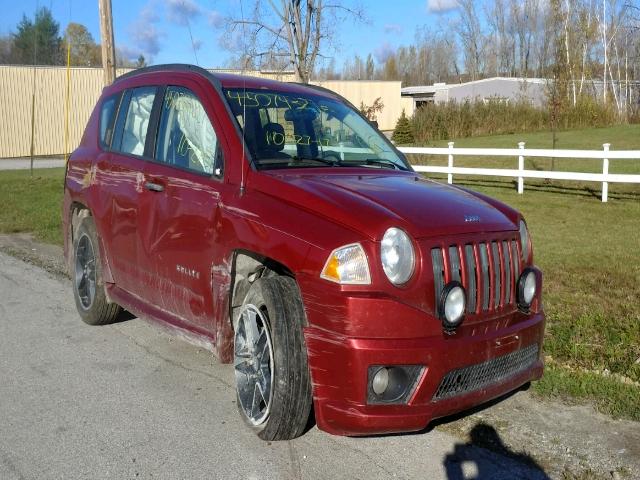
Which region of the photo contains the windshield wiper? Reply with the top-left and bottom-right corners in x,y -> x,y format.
346,158 -> 404,170
290,156 -> 341,166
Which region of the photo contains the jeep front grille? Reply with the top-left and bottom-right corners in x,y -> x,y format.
431,238 -> 520,315
432,344 -> 539,401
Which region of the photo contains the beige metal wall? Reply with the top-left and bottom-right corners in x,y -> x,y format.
312,80 -> 405,131
0,66 -> 406,158
399,96 -> 415,117
0,66 -> 133,157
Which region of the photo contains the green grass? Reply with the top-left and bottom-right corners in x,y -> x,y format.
534,364 -> 640,421
456,180 -> 640,389
0,161 -> 638,420
0,168 -> 65,245
410,125 -> 640,420
427,124 -> 640,151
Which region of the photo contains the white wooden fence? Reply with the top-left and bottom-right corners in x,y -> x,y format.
398,143 -> 640,202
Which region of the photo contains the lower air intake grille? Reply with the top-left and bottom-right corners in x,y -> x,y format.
432,344 -> 539,401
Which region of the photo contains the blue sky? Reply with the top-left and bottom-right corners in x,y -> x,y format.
0,0 -> 460,68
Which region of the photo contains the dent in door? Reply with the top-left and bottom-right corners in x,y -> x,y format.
138,173 -> 221,325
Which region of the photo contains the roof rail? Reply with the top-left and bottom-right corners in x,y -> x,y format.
115,63 -> 222,89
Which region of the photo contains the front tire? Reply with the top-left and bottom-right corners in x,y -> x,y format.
72,215 -> 121,325
234,276 -> 312,440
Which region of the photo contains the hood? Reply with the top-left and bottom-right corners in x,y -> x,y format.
254,169 -> 518,240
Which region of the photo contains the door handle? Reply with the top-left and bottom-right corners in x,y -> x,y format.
144,181 -> 164,192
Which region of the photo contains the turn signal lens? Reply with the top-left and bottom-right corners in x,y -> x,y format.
321,243 -> 371,285
519,220 -> 531,262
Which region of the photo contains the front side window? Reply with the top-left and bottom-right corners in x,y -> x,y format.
119,87 -> 156,156
223,87 -> 409,171
155,86 -> 220,176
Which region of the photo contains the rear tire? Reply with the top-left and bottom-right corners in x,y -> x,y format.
234,276 -> 312,441
72,215 -> 121,325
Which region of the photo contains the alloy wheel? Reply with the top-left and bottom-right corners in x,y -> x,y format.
234,304 -> 275,426
74,233 -> 96,310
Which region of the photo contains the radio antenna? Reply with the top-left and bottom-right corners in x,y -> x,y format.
239,0 -> 247,194
182,1 -> 200,65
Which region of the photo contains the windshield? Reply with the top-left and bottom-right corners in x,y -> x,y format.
223,87 -> 410,171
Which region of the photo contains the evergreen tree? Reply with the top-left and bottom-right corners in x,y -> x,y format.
0,36 -> 13,63
391,109 -> 414,145
12,7 -> 62,65
136,55 -> 147,68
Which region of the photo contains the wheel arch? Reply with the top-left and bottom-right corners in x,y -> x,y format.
67,203 -> 115,284
228,249 -> 305,330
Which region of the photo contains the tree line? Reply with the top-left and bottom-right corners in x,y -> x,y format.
0,7 -> 145,68
3,2 -> 639,118
319,0 -> 639,116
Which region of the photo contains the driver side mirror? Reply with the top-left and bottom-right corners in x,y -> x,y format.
369,120 -> 379,129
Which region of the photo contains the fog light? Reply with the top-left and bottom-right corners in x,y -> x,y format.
367,365 -> 424,404
372,367 -> 389,395
518,268 -> 537,310
438,281 -> 466,330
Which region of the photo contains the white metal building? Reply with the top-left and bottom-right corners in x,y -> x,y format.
401,77 -> 548,110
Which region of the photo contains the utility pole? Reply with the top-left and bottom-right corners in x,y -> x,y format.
98,0 -> 116,85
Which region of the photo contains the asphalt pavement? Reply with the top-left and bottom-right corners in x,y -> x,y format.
0,157 -> 66,170
0,252 -> 550,480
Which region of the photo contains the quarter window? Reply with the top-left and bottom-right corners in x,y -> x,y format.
119,87 -> 157,156
156,86 -> 220,176
99,94 -> 120,148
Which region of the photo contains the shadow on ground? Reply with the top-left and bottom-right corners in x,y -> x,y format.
442,422 -> 550,480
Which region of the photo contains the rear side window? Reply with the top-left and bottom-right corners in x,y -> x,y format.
118,87 -> 157,156
99,94 -> 120,148
155,86 -> 221,176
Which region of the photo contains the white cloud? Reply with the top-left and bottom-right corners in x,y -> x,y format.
427,0 -> 459,13
130,2 -> 164,57
208,10 -> 225,29
384,24 -> 403,35
117,45 -> 144,62
166,0 -> 202,26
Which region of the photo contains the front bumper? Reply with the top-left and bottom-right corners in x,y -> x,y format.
304,310 -> 545,436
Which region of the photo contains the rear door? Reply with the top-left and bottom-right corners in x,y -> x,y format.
95,85 -> 159,296
137,81 -> 225,329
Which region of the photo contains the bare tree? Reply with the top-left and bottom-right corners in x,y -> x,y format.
223,0 -> 362,83
487,0 -> 515,76
342,54 -> 366,80
457,0 -> 486,80
322,0 -> 640,113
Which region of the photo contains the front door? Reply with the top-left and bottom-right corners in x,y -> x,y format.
138,83 -> 225,330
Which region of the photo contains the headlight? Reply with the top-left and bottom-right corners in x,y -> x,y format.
381,227 -> 415,285
320,243 -> 371,284
439,281 -> 466,329
517,268 -> 537,309
519,220 -> 530,261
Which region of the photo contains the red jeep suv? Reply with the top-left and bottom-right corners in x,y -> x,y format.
63,64 -> 544,440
